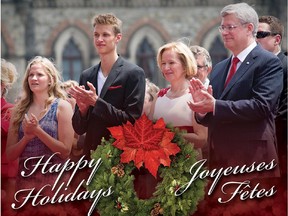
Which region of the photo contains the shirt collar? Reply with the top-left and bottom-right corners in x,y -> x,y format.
234,41 -> 257,63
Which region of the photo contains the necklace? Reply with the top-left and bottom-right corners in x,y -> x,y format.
166,86 -> 189,99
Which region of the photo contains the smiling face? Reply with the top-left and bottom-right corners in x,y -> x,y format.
93,24 -> 121,56
220,14 -> 252,55
28,63 -> 51,94
160,48 -> 186,83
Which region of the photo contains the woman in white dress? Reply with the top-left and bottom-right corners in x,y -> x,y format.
149,41 -> 207,157
133,42 -> 207,200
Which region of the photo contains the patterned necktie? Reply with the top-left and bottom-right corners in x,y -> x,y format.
224,57 -> 240,88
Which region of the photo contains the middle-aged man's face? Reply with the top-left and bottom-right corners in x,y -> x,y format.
220,14 -> 251,55
195,54 -> 209,84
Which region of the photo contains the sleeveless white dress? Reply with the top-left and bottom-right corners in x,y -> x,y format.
153,88 -> 193,131
133,88 -> 196,200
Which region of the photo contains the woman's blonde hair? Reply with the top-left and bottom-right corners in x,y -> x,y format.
145,78 -> 159,102
60,80 -> 79,91
157,41 -> 197,80
1,58 -> 18,97
11,56 -> 65,133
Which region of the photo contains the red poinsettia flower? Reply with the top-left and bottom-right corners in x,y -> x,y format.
108,114 -> 180,178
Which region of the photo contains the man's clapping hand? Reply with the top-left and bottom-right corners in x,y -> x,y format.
187,78 -> 215,114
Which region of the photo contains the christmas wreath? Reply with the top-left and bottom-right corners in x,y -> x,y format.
87,115 -> 206,216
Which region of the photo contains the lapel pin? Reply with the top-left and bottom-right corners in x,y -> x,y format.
246,62 -> 250,65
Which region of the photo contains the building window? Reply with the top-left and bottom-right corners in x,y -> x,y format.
136,37 -> 157,83
62,38 -> 83,81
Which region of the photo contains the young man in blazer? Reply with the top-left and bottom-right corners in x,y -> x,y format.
70,13 -> 145,159
188,3 -> 283,178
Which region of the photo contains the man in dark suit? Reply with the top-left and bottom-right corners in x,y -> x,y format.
70,13 -> 145,159
188,3 -> 283,178
257,15 -> 287,177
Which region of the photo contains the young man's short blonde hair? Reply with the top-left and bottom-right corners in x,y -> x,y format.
92,13 -> 122,35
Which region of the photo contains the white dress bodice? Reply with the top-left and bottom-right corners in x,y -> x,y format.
153,90 -> 193,127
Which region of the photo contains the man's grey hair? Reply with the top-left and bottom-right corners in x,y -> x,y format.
221,2 -> 259,37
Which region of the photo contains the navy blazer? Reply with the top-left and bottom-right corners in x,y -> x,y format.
276,51 -> 287,120
72,57 -> 145,157
198,45 -> 283,176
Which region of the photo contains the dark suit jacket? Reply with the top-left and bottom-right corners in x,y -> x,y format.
275,51 -> 287,175
72,56 -> 145,158
276,51 -> 287,121
197,45 -> 283,177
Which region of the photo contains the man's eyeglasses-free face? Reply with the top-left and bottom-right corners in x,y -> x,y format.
256,31 -> 278,39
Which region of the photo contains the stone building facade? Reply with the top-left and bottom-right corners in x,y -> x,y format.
1,0 -> 287,101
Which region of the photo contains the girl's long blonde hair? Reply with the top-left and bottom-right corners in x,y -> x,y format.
11,56 -> 66,133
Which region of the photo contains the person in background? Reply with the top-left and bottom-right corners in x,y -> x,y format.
188,3 -> 283,179
60,80 -> 79,109
257,15 -> 287,177
190,45 -> 213,89
6,56 -> 74,196
69,13 -> 145,159
1,58 -> 18,216
189,45 -> 213,160
142,78 -> 159,116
